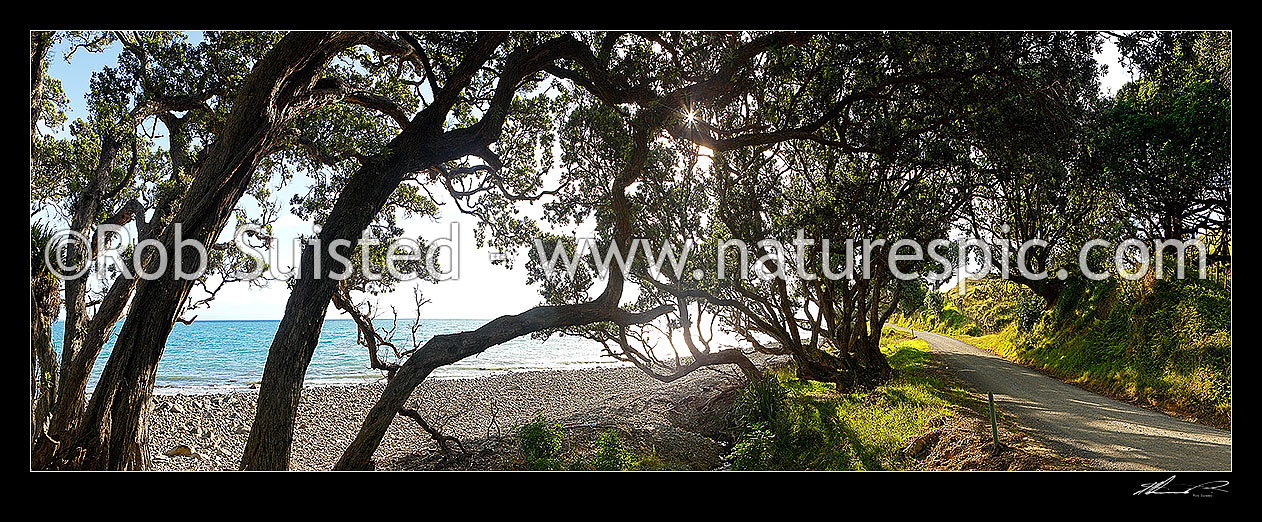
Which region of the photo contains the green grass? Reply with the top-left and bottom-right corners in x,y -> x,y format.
728,327 -> 974,470
892,277 -> 1231,428
896,302 -> 980,337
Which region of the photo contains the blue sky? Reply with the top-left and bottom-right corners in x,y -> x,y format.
39,32 -> 1135,321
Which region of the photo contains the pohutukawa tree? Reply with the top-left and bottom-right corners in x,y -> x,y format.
545,32 -> 1108,391
32,31 -> 433,470
958,32 -> 1110,307
308,32 -> 822,470
1098,31 -> 1231,271
31,31 -> 1125,470
30,31 -> 289,468
240,31 -> 610,470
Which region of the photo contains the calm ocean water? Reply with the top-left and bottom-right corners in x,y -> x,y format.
50,319 -> 624,392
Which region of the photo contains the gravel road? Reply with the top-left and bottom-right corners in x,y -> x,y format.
896,327 -> 1231,471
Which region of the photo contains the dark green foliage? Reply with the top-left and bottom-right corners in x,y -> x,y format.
1098,32 -> 1230,255
922,290 -> 946,315
30,221 -> 57,277
514,416 -> 664,471
735,375 -> 789,435
899,279 -> 929,315
1051,276 -> 1090,323
1014,291 -> 1045,330
729,376 -> 790,470
590,430 -> 633,471
516,414 -> 564,470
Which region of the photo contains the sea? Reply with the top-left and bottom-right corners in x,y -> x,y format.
50,319 -> 625,393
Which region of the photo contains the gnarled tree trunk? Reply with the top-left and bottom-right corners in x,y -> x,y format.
31,271 -> 60,449
241,157 -> 417,470
333,301 -> 671,470
241,33 -> 576,470
43,32 -> 355,470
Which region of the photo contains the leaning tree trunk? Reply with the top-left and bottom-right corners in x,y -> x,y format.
791,345 -> 859,389
44,134 -> 120,445
42,32 -> 353,470
332,299 -> 670,470
56,168 -> 262,469
44,276 -> 137,450
59,287 -> 190,469
44,108 -> 183,455
240,32 -> 516,470
31,270 -> 60,452
334,131 -> 662,471
1011,272 -> 1065,310
31,31 -> 53,150
241,160 -> 412,470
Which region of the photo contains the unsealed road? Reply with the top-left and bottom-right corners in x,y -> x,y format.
894,327 -> 1231,470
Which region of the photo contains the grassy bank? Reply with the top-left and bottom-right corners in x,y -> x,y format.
893,277 -> 1231,429
501,336 -> 972,471
726,328 -> 978,470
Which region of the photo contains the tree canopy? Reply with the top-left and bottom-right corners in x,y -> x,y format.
30,30 -> 1231,470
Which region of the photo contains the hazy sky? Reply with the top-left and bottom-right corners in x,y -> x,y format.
42,32 -> 1136,321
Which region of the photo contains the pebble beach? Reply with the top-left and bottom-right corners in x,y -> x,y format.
147,365 -> 753,470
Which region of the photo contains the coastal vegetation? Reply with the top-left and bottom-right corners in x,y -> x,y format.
30,30 -> 1230,470
515,416 -> 686,470
893,276 -> 1231,429
727,328 -> 964,470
